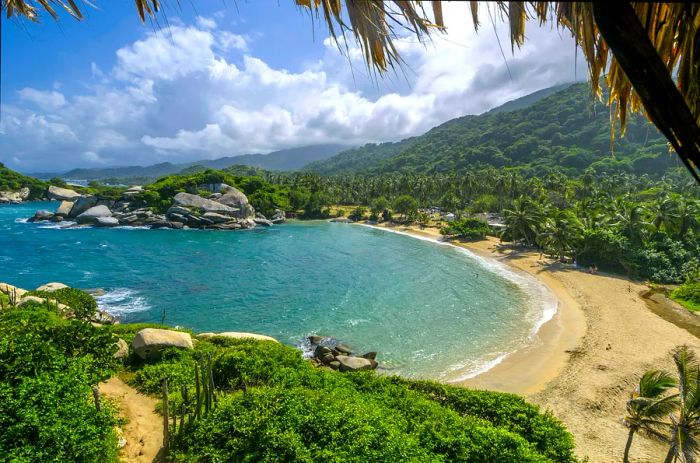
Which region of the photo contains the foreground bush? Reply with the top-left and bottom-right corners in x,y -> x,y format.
0,305 -> 119,461
28,287 -> 98,320
441,217 -> 491,240
125,334 -> 577,462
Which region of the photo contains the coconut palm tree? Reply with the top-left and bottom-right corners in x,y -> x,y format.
664,346 -> 700,463
5,1 -> 699,181
623,370 -> 677,463
503,196 -> 545,246
539,209 -> 583,262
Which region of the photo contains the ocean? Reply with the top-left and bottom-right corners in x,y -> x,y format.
0,201 -> 555,381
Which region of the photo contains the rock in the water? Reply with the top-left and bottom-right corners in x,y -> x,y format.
76,205 -> 112,224
271,209 -> 286,224
217,187 -> 255,218
95,217 -> 120,227
362,352 -> 378,360
48,185 -> 81,201
19,187 -> 30,200
132,328 -> 193,360
69,196 -> 97,217
35,282 -> 69,292
335,355 -> 374,372
29,210 -> 54,222
308,335 -> 325,344
335,343 -> 353,355
314,345 -> 333,358
254,218 -> 272,227
55,200 -> 74,217
173,192 -> 238,215
202,212 -> 233,224
114,338 -> 129,359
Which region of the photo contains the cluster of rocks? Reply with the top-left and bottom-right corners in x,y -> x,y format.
28,183 -> 286,230
0,187 -> 30,204
307,335 -> 379,372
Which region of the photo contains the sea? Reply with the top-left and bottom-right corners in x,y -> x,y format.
0,201 -> 556,381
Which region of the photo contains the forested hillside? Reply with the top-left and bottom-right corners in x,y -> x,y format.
306,83 -> 680,176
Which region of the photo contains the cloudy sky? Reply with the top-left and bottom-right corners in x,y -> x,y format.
1,1 -> 586,172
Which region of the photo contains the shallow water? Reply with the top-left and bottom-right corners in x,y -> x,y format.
0,201 -> 553,381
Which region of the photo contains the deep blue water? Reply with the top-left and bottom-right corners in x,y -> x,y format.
0,201 -> 554,380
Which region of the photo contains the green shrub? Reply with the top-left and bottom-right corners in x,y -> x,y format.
441,217 -> 490,240
671,282 -> 700,312
126,337 -> 575,462
348,206 -> 367,221
28,288 -> 98,320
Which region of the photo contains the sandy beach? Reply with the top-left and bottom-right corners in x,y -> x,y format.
370,222 -> 700,463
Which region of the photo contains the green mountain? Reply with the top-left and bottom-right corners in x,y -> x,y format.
305,83 -> 681,176
30,144 -> 350,181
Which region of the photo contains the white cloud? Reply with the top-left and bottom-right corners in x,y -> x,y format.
1,3 -> 586,171
17,88 -> 66,110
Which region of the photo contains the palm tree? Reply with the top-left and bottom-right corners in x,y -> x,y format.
503,196 -> 545,247
539,210 -> 583,262
650,195 -> 680,233
6,0 -> 699,180
622,370 -> 677,463
664,346 -> 700,463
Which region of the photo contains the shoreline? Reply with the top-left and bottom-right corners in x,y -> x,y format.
364,221 -> 700,462
361,222 -> 585,396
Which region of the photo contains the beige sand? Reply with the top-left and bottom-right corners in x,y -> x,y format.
369,223 -> 700,463
100,376 -> 165,463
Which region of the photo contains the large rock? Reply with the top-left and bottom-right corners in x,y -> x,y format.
29,210 -> 54,222
36,282 -> 69,292
96,217 -> 120,227
132,328 -> 193,360
55,201 -> 74,217
173,192 -> 238,215
0,283 -> 28,299
202,212 -> 233,224
18,187 -> 30,200
114,338 -> 129,359
217,187 -> 255,218
335,355 -> 374,372
76,205 -> 112,224
69,196 -> 98,217
48,185 -> 81,201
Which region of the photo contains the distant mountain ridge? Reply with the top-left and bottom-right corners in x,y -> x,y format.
30,144 -> 350,181
304,82 -> 680,176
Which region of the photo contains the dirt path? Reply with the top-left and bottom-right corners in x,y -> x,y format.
100,377 -> 165,463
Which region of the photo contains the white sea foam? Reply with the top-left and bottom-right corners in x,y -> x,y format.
36,221 -> 77,229
360,224 -> 558,382
96,288 -> 151,316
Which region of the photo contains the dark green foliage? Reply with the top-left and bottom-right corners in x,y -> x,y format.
0,163 -> 47,199
393,195 -> 419,220
0,305 -> 119,461
671,282 -> 700,312
441,217 -> 490,240
28,287 -> 98,320
307,83 -> 679,177
348,206 -> 367,221
124,334 -> 576,462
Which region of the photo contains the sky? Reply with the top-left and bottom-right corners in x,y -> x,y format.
0,1 -> 587,173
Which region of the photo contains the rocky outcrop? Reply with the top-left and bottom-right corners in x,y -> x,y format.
28,210 -> 54,222
36,282 -> 69,292
271,209 -> 286,224
217,187 -> 255,219
307,336 -> 379,372
198,332 -> 279,342
69,196 -> 98,217
77,205 -> 112,224
95,217 -> 120,227
114,338 -> 129,359
173,192 -> 238,214
48,185 -> 81,201
55,201 -> 74,217
132,328 -> 193,360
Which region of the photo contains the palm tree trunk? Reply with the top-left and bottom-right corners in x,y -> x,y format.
623,428 -> 635,463
663,447 -> 675,463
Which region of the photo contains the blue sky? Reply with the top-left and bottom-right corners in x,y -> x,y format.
1,2 -> 586,172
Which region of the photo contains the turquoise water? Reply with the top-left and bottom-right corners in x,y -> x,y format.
0,201 -> 554,381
